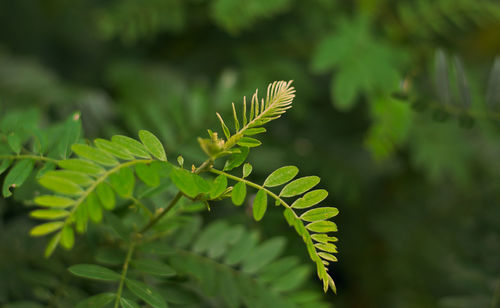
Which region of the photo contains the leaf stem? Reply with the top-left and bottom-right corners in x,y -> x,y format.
0,154 -> 58,164
114,240 -> 136,308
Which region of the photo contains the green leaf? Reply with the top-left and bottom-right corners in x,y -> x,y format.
318,252 -> 337,262
217,113 -> 231,140
280,176 -> 320,197
58,159 -> 105,175
300,207 -> 339,222
210,174 -> 227,199
135,163 -> 160,187
243,163 -> 252,178
57,112 -> 82,159
306,221 -> 338,233
75,201 -> 88,233
243,127 -> 266,135
7,132 -> 22,154
75,293 -> 115,308
109,167 -> 135,197
237,137 -> 261,148
223,147 -> 249,171
0,159 -> 12,175
231,182 -> 246,206
39,174 -> 84,196
2,159 -> 35,197
170,167 -> 199,198
36,162 -> 56,178
253,189 -> 267,221
45,232 -> 61,258
96,182 -> 115,210
71,144 -> 118,166
242,237 -> 286,273
263,166 -> 299,187
111,135 -> 151,159
311,234 -> 338,243
43,170 -> 93,187
315,243 -> 337,253
120,298 -> 140,308
139,130 -> 167,161
125,279 -> 168,308
291,189 -> 328,209
30,221 -> 64,237
131,259 -> 176,277
60,225 -> 75,249
34,195 -> 75,208
87,192 -> 103,223
68,264 -> 121,281
30,209 -> 69,220
95,138 -> 134,160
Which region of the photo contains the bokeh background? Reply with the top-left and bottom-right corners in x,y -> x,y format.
2,1 -> 500,307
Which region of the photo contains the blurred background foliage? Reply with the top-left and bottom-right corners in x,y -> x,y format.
1,0 -> 500,307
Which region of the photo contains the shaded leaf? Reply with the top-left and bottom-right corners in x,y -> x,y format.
120,298 -> 140,308
131,259 -> 176,277
75,293 -> 115,308
2,159 -> 35,197
135,163 -> 160,187
60,225 -> 75,249
125,279 -> 167,308
96,182 -> 115,210
0,159 -> 12,175
242,237 -> 286,273
87,192 -> 103,223
224,147 -> 249,171
68,264 -> 121,281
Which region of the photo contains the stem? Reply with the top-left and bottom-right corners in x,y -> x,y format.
114,240 -> 136,308
209,168 -> 299,219
0,154 -> 58,164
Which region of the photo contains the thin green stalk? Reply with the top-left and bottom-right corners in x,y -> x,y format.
114,240 -> 136,308
129,196 -> 154,219
0,154 -> 58,164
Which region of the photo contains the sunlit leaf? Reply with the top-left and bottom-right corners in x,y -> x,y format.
243,162 -> 252,178
34,195 -> 75,208
291,189 -> 328,209
39,174 -> 83,196
237,137 -> 261,147
306,221 -> 338,233
111,135 -> 151,159
60,225 -> 75,249
43,170 -> 93,187
139,130 -> 167,161
58,159 -> 105,175
170,167 -> 199,198
263,166 -> 299,187
210,174 -> 227,199
280,176 -> 320,197
243,127 -> 266,136
253,189 -> 267,221
95,138 -> 134,160
135,163 -> 160,187
109,167 -> 135,197
30,221 -> 64,237
231,182 -> 246,206
30,209 -> 69,220
315,243 -> 337,253
300,207 -> 339,222
71,144 -> 118,166
96,182 -> 115,210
